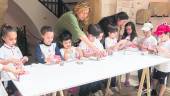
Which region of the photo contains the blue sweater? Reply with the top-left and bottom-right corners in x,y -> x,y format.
35,42 -> 62,63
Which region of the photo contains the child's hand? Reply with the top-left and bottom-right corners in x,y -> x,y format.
140,44 -> 148,51
83,49 -> 94,57
45,56 -> 52,64
157,46 -> 169,55
106,48 -> 113,55
54,55 -> 62,64
96,50 -> 107,58
4,65 -> 25,75
21,56 -> 29,64
7,58 -> 23,65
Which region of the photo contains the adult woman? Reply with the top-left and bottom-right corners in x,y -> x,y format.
98,12 -> 129,38
55,1 -> 95,49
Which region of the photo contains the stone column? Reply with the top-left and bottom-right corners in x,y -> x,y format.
0,0 -> 8,26
88,0 -> 102,24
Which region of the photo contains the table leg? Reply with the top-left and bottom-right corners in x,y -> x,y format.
59,91 -> 64,96
105,78 -> 112,96
137,68 -> 147,96
146,68 -> 151,96
52,92 -> 57,96
118,75 -> 122,90
0,80 -> 8,96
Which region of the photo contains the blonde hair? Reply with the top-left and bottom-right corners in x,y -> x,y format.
73,1 -> 90,27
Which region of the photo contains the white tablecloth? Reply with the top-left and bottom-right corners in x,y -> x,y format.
7,51 -> 170,96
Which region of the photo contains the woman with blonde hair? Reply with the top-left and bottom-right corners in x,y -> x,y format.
55,1 -> 101,52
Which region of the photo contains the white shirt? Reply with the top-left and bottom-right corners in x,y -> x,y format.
0,64 -> 3,71
79,39 -> 104,51
0,44 -> 23,60
142,36 -> 157,48
155,40 -> 170,72
105,37 -> 117,49
0,44 -> 23,81
60,47 -> 77,61
39,43 -> 56,59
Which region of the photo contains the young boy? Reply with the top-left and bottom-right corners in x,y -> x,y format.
79,24 -> 106,58
137,22 -> 157,91
79,24 -> 106,96
35,26 -> 62,64
152,24 -> 170,96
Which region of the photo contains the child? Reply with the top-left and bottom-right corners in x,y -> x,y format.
79,24 -> 106,58
59,31 -> 82,96
0,24 -> 28,95
140,22 -> 157,52
105,25 -> 118,51
59,31 -> 83,61
120,22 -> 138,87
79,24 -> 106,96
35,26 -> 62,64
152,24 -> 170,96
137,22 -> 157,90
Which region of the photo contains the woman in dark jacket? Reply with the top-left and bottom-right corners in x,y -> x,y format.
98,12 -> 129,38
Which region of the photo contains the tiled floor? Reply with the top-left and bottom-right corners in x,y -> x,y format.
113,72 -> 170,96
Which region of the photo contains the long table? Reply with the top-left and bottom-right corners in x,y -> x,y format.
7,51 -> 170,96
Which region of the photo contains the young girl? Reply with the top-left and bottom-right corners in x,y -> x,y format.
119,22 -> 138,86
152,24 -> 170,96
117,22 -> 138,50
105,25 -> 118,51
59,31 -> 83,96
35,26 -> 62,64
59,31 -> 83,61
0,24 -> 28,95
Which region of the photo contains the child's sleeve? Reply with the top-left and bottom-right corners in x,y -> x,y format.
153,38 -> 158,46
78,41 -> 86,50
55,43 -> 63,60
35,44 -> 45,64
105,38 -> 111,49
16,47 -> 23,58
0,64 -> 3,71
96,40 -> 104,50
0,47 -> 4,59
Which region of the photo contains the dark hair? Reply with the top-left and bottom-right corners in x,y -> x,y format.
116,12 -> 129,20
0,24 -> 16,37
0,24 -> 16,44
122,22 -> 137,41
107,25 -> 118,33
60,31 -> 72,42
58,30 -> 72,48
88,24 -> 103,37
40,26 -> 53,35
